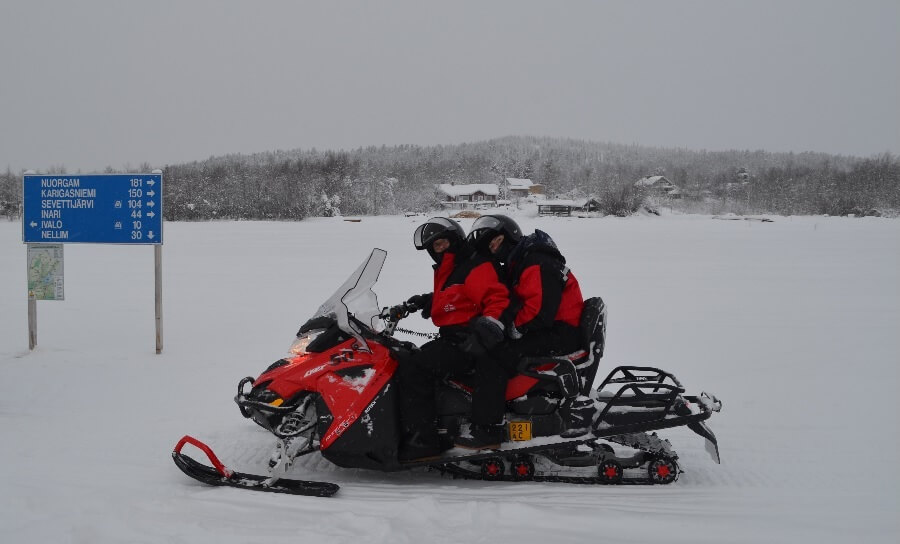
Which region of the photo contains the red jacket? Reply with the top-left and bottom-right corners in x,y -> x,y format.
511,263 -> 583,330
429,251 -> 510,328
505,230 -> 584,333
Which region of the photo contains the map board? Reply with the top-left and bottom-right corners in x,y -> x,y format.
23,174 -> 163,244
27,243 -> 64,300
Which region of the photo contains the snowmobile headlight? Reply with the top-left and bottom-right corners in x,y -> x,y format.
252,389 -> 282,405
289,328 -> 326,355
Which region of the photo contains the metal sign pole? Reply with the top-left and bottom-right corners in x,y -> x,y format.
28,293 -> 37,350
155,245 -> 163,354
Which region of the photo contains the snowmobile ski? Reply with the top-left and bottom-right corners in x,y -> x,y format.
172,435 -> 339,497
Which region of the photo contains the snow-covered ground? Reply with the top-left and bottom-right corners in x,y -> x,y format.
1,214 -> 898,543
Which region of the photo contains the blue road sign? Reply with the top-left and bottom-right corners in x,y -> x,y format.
23,174 -> 163,244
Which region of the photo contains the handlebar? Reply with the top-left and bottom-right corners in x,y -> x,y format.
380,300 -> 426,336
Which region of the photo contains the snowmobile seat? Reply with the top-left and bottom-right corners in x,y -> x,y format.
443,297 -> 608,414
502,296 -> 607,400
574,297 -> 606,395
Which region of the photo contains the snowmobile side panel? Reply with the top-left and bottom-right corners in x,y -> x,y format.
313,344 -> 397,450
319,380 -> 402,471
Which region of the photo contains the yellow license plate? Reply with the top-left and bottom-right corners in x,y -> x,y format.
508,421 -> 532,441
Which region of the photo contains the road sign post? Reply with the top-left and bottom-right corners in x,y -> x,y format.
155,245 -> 163,354
28,294 -> 37,350
22,173 -> 164,352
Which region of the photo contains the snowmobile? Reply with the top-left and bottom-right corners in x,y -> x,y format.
173,249 -> 722,497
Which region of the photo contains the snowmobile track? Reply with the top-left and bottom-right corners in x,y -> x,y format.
427,431 -> 681,485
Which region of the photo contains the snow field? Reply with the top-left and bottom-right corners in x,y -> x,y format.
1,214 -> 898,543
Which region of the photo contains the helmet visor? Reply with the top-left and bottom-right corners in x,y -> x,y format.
413,217 -> 458,250
470,215 -> 503,232
467,227 -> 495,246
467,215 -> 504,246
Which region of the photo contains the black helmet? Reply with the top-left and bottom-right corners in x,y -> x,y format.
413,217 -> 467,263
413,217 -> 465,249
467,214 -> 522,259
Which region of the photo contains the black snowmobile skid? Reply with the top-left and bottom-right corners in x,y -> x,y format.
172,435 -> 339,497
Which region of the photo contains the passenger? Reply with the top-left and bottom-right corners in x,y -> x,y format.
395,217 -> 511,461
467,215 -> 585,362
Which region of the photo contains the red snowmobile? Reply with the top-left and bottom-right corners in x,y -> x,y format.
173,249 -> 722,497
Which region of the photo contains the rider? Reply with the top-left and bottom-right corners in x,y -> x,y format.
394,217 -> 512,461
467,214 -> 585,362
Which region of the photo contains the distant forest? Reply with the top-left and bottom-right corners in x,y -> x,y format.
2,136 -> 898,220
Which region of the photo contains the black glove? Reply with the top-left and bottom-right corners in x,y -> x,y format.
388,304 -> 409,321
406,293 -> 433,319
471,316 -> 505,350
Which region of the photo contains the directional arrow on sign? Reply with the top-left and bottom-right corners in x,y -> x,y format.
148,231 -> 155,240
147,200 -> 156,208
30,221 -> 37,227
147,190 -> 156,197
147,179 -> 156,186
147,211 -> 156,218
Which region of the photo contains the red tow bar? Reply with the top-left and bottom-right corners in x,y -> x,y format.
173,435 -> 233,478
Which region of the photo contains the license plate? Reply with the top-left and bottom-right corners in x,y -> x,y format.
508,421 -> 532,441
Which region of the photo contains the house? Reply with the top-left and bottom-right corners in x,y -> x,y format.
726,168 -> 751,194
634,176 -> 682,198
505,178 -> 544,198
575,197 -> 602,213
537,199 -> 577,217
436,183 -> 500,209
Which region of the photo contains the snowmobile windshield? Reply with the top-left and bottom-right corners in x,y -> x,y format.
311,248 -> 387,349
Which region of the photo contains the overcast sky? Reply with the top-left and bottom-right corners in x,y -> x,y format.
1,0 -> 898,173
